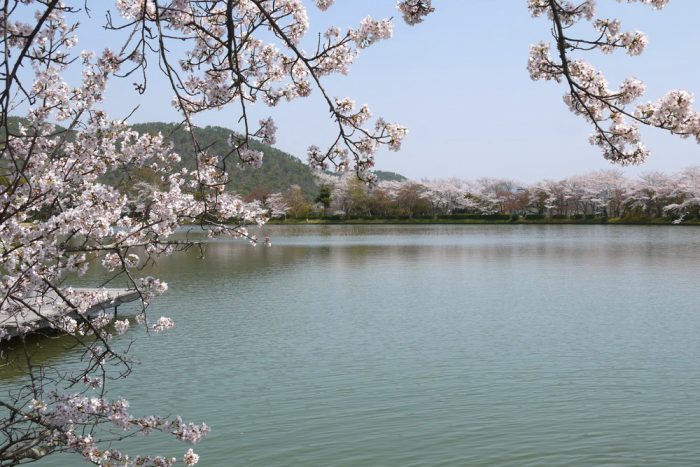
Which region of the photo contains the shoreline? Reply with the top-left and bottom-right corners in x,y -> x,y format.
266,218 -> 700,226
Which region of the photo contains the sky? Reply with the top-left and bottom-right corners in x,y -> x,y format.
75,1 -> 700,182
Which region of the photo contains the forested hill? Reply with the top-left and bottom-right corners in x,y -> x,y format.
131,122 -> 319,197
373,170 -> 407,182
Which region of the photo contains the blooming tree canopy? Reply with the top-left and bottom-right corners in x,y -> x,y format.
526,0 -> 699,164
0,0 -> 695,464
311,168 -> 700,221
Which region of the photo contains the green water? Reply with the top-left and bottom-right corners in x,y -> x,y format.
6,225 -> 700,465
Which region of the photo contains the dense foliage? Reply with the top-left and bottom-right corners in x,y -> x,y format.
281,170 -> 700,223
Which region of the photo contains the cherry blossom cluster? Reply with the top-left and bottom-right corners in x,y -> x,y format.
397,0 -> 435,25
152,316 -> 176,333
22,393 -> 208,466
306,99 -> 408,183
527,0 -> 700,164
0,3 -> 273,465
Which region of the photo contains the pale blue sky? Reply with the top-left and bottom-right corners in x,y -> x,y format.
86,1 -> 700,182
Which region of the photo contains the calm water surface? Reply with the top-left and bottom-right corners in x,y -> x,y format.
7,225 -> 700,466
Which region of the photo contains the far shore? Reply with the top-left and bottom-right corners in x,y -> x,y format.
266,217 -> 700,226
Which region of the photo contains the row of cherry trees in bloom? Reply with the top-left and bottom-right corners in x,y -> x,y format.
264,168 -> 700,222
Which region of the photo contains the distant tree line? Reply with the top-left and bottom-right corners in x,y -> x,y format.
256,169 -> 700,223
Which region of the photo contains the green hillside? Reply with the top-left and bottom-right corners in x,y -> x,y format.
130,122 -> 320,197
374,170 -> 408,182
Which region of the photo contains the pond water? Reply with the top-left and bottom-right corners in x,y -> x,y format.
8,225 -> 700,465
